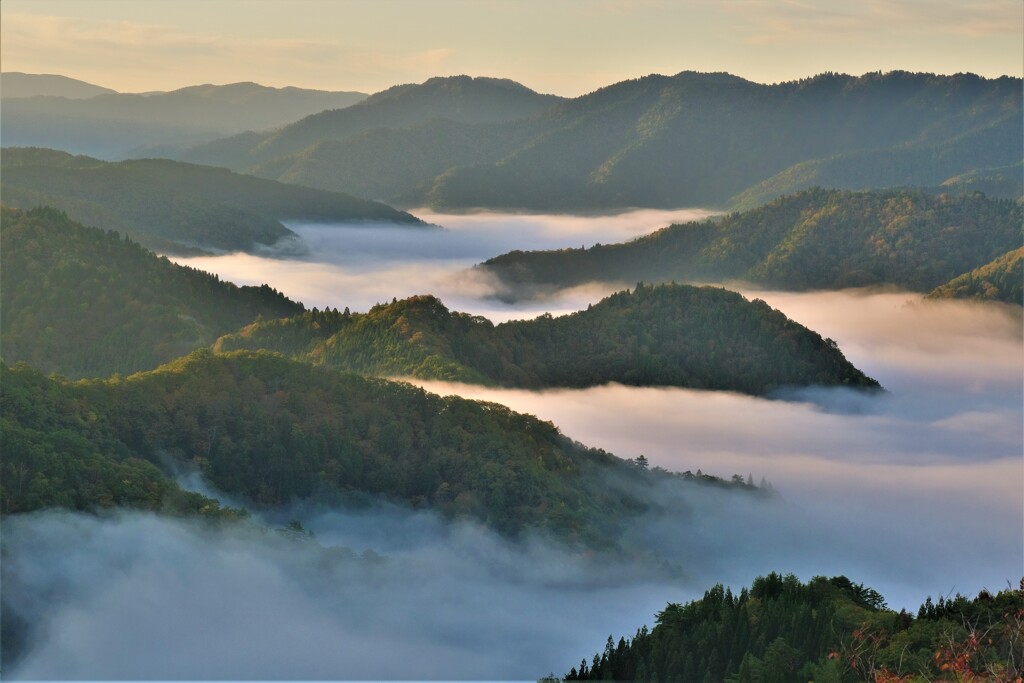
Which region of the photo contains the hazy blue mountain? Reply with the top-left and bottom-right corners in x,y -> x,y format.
425,71 -> 1021,210
0,72 -> 117,99
1,80 -> 367,159
1,147 -> 426,252
183,70 -> 1020,210
179,75 -> 564,171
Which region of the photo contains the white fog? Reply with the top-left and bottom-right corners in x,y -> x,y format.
6,211 -> 1021,680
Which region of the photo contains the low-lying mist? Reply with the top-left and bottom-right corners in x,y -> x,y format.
10,212 -> 1019,680
172,208 -> 713,320
4,502 -> 715,680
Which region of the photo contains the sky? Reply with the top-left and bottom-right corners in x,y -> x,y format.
2,0 -> 1021,96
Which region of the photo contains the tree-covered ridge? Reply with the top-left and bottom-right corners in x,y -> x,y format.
482,189 -> 1023,296
215,284 -> 879,395
0,361 -> 243,520
0,147 -> 426,252
181,71 -> 1020,211
562,572 -> 1024,682
928,247 -> 1024,306
0,352 -> 759,545
0,206 -> 303,378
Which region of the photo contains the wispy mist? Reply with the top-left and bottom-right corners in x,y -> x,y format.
171,209 -> 711,320
12,214 -> 1020,680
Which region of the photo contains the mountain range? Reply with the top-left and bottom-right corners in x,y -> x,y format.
0,73 -> 367,159
174,71 -> 1021,210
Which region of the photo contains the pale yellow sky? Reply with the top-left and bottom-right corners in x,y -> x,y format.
2,0 -> 1021,96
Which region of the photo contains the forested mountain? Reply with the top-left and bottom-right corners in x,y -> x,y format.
180,75 -> 563,172
180,71 -> 1020,210
1,72 -> 116,99
1,148 -> 425,252
561,573 -> 1024,682
481,189 -> 1023,297
0,351 -> 747,544
1,78 -> 367,159
0,206 -> 303,378
929,247 -> 1024,305
215,284 -> 879,395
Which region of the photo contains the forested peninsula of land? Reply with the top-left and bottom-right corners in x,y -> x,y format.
178,71 -> 1021,211
928,246 -> 1024,305
559,572 -> 1023,683
0,147 -> 425,253
0,206 -> 303,378
481,189 -> 1023,300
0,351 -> 745,545
215,284 -> 879,394
2,205 -> 879,391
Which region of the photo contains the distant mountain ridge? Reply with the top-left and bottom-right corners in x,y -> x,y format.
180,75 -> 564,172
0,147 -> 425,253
1,77 -> 368,159
177,70 -> 1021,209
0,72 -> 117,99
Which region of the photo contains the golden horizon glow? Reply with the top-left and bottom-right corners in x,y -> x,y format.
2,0 -> 1021,97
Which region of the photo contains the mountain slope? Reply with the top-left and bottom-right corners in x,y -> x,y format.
480,189 -> 1023,296
0,72 -> 117,99
215,284 -> 879,395
181,75 -> 563,171
0,206 -> 304,378
928,246 -> 1024,305
0,148 -> 426,252
1,80 -> 367,159
427,71 -> 1021,210
186,71 -> 1021,211
1,350 -> 701,545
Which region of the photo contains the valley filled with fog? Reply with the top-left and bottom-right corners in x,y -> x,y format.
6,212 -> 1021,680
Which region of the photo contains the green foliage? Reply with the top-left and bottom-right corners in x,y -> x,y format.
215,284 -> 880,395
565,573 -> 1024,682
0,148 -> 424,252
0,361 -> 243,519
483,188 -> 1023,295
0,206 -> 304,378
928,246 -> 1024,305
0,351 -> 715,545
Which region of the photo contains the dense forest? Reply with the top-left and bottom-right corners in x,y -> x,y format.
0,206 -> 303,378
560,572 -> 1024,682
482,189 -> 1023,298
0,352 -> 765,545
0,147 -> 425,252
215,284 -> 879,395
928,247 -> 1024,305
178,71 -> 1020,211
